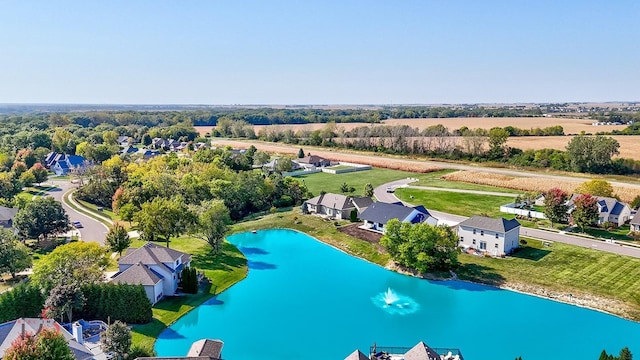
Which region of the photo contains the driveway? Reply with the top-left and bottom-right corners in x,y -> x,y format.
377,180 -> 640,259
44,179 -> 109,245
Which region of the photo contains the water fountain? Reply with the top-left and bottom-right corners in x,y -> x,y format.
383,288 -> 400,305
373,287 -> 419,315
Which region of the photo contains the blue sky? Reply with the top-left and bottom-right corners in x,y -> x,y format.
0,1 -> 638,104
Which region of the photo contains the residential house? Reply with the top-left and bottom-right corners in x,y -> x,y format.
567,195 -> 632,227
346,341 -> 464,360
359,202 -> 438,233
298,155 -> 331,167
351,196 -> 374,215
303,193 -> 372,220
135,148 -> 160,159
111,243 -> 192,304
0,206 -> 17,230
116,136 -> 135,147
533,193 -> 546,206
136,339 -> 223,360
630,215 -> 640,232
120,146 -> 138,155
457,216 -> 520,256
0,318 -> 101,360
262,158 -> 303,173
46,153 -> 88,175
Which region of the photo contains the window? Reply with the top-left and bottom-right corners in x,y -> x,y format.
473,229 -> 476,234
495,233 -> 499,239
495,243 -> 499,248
480,230 -> 484,236
480,241 -> 487,250
460,237 -> 464,242
472,239 -> 476,245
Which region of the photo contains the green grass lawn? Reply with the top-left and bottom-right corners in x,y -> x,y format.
395,188 -> 510,218
63,191 -> 113,227
457,238 -> 640,319
76,199 -> 118,221
16,185 -> 58,201
297,168 -> 519,196
579,226 -> 632,241
131,237 -> 248,352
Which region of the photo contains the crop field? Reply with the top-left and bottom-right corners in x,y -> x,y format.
507,135 -> 640,160
441,171 -> 640,203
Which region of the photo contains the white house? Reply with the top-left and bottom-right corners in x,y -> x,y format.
631,215 -> 640,232
111,242 -> 191,304
358,202 -> 438,233
457,216 -> 520,256
303,193 -> 373,220
567,195 -> 632,227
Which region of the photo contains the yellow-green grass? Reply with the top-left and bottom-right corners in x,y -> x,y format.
130,237 -> 247,352
76,199 -> 119,221
411,169 -> 520,193
395,188 -> 509,218
63,191 -> 112,228
232,208 -> 390,266
457,238 -> 640,320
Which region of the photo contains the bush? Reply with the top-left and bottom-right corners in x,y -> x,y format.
0,283 -> 44,323
180,266 -> 198,294
273,195 -> 293,208
349,209 -> 358,222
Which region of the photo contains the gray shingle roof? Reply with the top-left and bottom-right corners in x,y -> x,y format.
359,202 -> 416,225
187,339 -> 224,358
344,349 -> 369,360
120,242 -> 190,266
568,195 -> 629,217
0,206 -> 17,222
631,215 -> 640,226
351,196 -> 373,210
458,216 -> 520,233
403,341 -> 442,360
112,263 -> 162,286
306,193 -> 355,211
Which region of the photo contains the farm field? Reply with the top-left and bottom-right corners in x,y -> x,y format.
507,135 -> 640,160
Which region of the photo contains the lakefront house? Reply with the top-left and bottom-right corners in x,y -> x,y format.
457,216 -> 521,256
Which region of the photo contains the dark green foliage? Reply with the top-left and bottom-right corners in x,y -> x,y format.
181,266 -> 198,294
102,321 -> 132,360
76,283 -> 152,324
349,209 -> 358,222
126,345 -> 155,359
0,284 -> 45,323
297,148 -> 305,158
619,347 -> 632,360
13,197 -> 70,241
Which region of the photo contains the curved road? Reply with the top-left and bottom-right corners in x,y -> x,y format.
45,179 -> 109,244
374,180 -> 640,259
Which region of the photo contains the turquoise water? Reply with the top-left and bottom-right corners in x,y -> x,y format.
156,229 -> 640,359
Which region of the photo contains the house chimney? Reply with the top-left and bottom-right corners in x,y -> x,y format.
72,321 -> 83,344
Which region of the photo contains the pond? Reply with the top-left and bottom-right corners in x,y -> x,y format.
156,229 -> 639,359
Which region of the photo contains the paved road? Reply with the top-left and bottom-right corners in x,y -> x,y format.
45,180 -> 108,245
376,180 -> 640,258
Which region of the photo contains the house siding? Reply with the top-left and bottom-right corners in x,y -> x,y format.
458,225 -> 519,256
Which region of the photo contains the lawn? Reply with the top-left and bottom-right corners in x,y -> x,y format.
411,169 -> 520,193
76,199 -> 118,221
16,185 -> 58,201
131,236 -> 248,352
457,238 -> 640,319
395,188 -> 509,218
579,226 -> 632,241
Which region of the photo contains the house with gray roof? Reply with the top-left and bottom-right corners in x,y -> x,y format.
347,341 -> 464,360
303,193 -> 372,220
358,202 -> 438,233
567,195 -> 631,227
136,339 -> 223,360
111,243 -> 191,304
630,214 -> 640,232
0,318 -> 99,360
0,206 -> 18,230
457,216 -> 520,256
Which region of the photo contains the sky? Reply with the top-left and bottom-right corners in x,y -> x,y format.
0,1 -> 639,105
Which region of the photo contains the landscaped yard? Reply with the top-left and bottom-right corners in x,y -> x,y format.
16,185 -> 57,201
579,225 -> 632,241
457,238 -> 640,319
130,236 -> 248,351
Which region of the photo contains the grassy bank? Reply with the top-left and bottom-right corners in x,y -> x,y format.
130,237 -> 248,352
457,238 -> 640,320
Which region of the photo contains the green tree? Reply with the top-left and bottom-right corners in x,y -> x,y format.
36,328 -> 75,360
340,182 -> 349,193
44,283 -> 85,323
565,135 -> 620,173
19,170 -> 36,187
488,127 -> 510,158
297,148 -> 305,158
32,242 -> 108,291
0,229 -> 32,279
191,200 -> 231,254
118,203 -> 138,226
102,130 -> 119,145
102,321 -> 132,360
0,172 -> 21,200
572,194 -> 599,232
363,183 -> 374,197
13,197 -> 69,242
30,163 -> 49,184
575,179 -> 615,198
631,195 -> 640,209
136,197 -> 195,247
51,128 -> 73,153
619,347 -> 633,360
253,151 -> 270,166
542,188 -> 569,226
105,223 -> 131,256
274,157 -> 293,173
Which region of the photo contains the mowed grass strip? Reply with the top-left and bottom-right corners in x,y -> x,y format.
130,237 -> 248,352
457,239 -> 640,318
395,188 -> 509,218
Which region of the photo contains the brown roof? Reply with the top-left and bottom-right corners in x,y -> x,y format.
187,339 -> 224,358
404,341 -> 442,360
120,242 -> 190,266
299,155 -> 327,164
112,263 -> 162,286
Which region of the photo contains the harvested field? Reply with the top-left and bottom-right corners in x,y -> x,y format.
337,223 -> 383,250
382,117 -> 627,135
441,171 -> 640,203
508,135 -> 640,160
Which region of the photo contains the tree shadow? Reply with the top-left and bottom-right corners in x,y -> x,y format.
192,242 -> 247,272
156,327 -> 186,340
238,246 -> 269,256
510,246 -> 551,261
247,260 -> 277,270
456,263 -> 507,287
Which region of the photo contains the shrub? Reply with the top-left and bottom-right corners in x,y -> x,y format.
76,284 -> 152,324
180,266 -> 198,294
0,283 -> 44,323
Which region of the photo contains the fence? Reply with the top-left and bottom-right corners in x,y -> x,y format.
321,162 -> 372,174
500,203 -> 546,219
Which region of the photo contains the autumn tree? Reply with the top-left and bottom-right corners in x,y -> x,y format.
105,223 -> 131,256
575,179 -> 615,198
3,333 -> 40,360
45,283 -> 85,323
102,321 -> 132,360
572,194 -> 599,232
3,329 -> 74,360
29,163 -> 49,184
542,188 -> 569,226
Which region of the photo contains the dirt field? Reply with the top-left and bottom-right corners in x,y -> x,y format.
507,135 -> 640,160
337,223 -> 383,250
